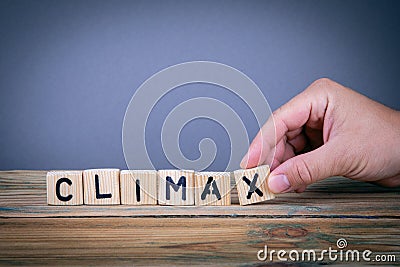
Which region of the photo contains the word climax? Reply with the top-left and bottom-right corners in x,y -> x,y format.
47,165 -> 275,206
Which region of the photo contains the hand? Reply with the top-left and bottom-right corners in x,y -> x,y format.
240,78 -> 400,193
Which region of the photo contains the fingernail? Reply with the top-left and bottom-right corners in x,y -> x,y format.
268,174 -> 291,193
240,152 -> 249,169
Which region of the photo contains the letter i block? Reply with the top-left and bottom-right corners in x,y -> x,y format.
158,170 -> 194,205
120,170 -> 158,205
195,172 -> 231,206
47,171 -> 83,205
233,165 -> 275,205
83,169 -> 120,205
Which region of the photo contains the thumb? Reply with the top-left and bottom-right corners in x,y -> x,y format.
268,143 -> 341,193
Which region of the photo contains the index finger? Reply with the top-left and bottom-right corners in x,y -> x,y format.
240,79 -> 331,169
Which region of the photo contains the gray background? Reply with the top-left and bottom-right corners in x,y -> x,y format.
0,0 -> 399,170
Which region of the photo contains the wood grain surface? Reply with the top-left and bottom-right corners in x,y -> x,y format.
1,171 -> 399,266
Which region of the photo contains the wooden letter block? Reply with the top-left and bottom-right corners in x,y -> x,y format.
120,170 -> 157,205
47,171 -> 83,205
83,169 -> 120,205
158,170 -> 194,205
195,172 -> 231,206
233,165 -> 275,205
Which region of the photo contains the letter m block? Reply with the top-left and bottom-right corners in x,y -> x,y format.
158,170 -> 194,205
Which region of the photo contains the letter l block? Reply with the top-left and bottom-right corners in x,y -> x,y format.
83,169 -> 120,205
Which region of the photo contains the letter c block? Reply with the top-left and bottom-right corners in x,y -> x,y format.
46,171 -> 83,205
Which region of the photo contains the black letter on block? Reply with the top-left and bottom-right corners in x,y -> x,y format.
56,177 -> 73,202
201,176 -> 221,200
166,176 -> 186,200
242,173 -> 263,199
135,179 -> 141,202
95,174 -> 112,199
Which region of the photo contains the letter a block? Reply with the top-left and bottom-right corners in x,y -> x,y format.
47,171 -> 83,205
158,170 -> 194,205
83,169 -> 120,205
195,172 -> 231,206
120,170 -> 158,205
233,165 -> 275,205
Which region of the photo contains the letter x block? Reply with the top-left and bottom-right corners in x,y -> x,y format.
83,169 -> 120,205
233,165 -> 275,205
47,171 -> 83,205
195,172 -> 231,206
120,170 -> 158,205
158,170 -> 194,205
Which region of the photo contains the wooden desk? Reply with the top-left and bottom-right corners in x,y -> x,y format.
1,171 -> 399,265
